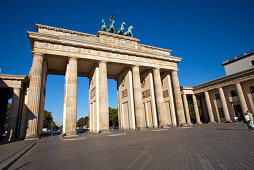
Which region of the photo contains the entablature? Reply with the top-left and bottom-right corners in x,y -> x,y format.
193,68 -> 254,94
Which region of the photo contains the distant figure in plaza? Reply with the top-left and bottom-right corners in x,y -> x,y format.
244,112 -> 252,131
247,110 -> 254,127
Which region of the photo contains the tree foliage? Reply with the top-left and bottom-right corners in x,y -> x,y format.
43,110 -> 57,129
4,103 -> 11,130
77,116 -> 89,128
109,107 -> 118,128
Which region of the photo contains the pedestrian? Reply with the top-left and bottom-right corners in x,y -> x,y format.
244,113 -> 252,131
247,110 -> 254,128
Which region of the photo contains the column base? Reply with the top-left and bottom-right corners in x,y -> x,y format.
197,122 -> 202,125
25,134 -> 39,139
64,132 -> 77,137
98,130 -> 110,134
178,123 -> 187,127
187,123 -> 193,126
208,121 -> 216,124
136,127 -> 149,130
225,120 -> 233,123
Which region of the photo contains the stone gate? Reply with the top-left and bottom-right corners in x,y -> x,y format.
2,24 -> 188,139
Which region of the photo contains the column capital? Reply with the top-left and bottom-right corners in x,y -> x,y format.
67,57 -> 78,61
98,60 -> 107,64
152,67 -> 160,71
32,51 -> 43,57
171,69 -> 179,73
132,65 -> 140,68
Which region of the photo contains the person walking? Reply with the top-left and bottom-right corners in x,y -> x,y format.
244,113 -> 252,131
247,110 -> 254,128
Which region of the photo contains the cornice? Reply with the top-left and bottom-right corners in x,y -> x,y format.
97,31 -> 140,42
0,74 -> 28,81
139,44 -> 172,53
193,68 -> 254,93
27,31 -> 182,63
36,24 -> 96,38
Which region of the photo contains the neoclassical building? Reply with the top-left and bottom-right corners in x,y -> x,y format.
0,24 -> 189,140
181,51 -> 254,123
1,24 -> 253,142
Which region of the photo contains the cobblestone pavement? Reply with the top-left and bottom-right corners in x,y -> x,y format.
10,123 -> 254,170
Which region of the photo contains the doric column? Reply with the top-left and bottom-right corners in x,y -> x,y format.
171,70 -> 186,125
26,52 -> 44,138
192,94 -> 202,124
132,65 -> 146,129
64,57 -> 77,136
7,88 -> 21,141
218,87 -> 231,122
236,83 -> 248,114
153,68 -> 167,127
182,94 -> 192,125
204,91 -> 215,123
99,61 -> 109,131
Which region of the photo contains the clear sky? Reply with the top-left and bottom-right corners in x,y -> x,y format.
1,0 -> 254,125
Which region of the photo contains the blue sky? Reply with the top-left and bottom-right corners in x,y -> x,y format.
1,0 -> 254,125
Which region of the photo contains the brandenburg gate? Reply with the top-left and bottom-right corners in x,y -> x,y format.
18,22 -> 187,138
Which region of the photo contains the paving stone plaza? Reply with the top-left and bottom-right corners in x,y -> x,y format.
7,123 -> 254,170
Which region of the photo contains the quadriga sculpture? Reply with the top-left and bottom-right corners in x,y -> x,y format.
123,26 -> 133,37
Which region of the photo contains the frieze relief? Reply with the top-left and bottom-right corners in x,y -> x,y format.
35,41 -> 177,69
142,89 -> 150,99
163,90 -> 169,98
100,35 -> 138,49
90,87 -> 96,99
122,89 -> 128,99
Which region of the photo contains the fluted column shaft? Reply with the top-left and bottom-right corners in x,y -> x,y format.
167,74 -> 177,126
99,61 -> 109,131
204,91 -> 215,123
132,65 -> 146,128
192,94 -> 202,124
218,87 -> 231,122
171,70 -> 186,125
8,88 -> 21,141
153,68 -> 167,127
26,53 -> 43,138
182,94 -> 192,125
236,83 -> 248,114
65,58 -> 77,136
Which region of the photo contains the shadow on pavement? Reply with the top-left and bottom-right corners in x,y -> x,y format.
15,161 -> 31,170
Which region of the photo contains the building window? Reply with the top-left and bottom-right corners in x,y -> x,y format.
218,107 -> 224,118
215,94 -> 220,100
230,90 -> 237,97
251,60 -> 254,66
249,86 -> 254,93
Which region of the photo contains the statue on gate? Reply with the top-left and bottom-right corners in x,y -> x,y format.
123,25 -> 133,37
100,15 -> 134,37
101,19 -> 107,31
116,22 -> 125,35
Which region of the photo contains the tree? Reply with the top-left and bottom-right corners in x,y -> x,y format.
109,107 -> 118,128
43,110 -> 56,129
77,116 -> 89,128
4,103 -> 11,130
